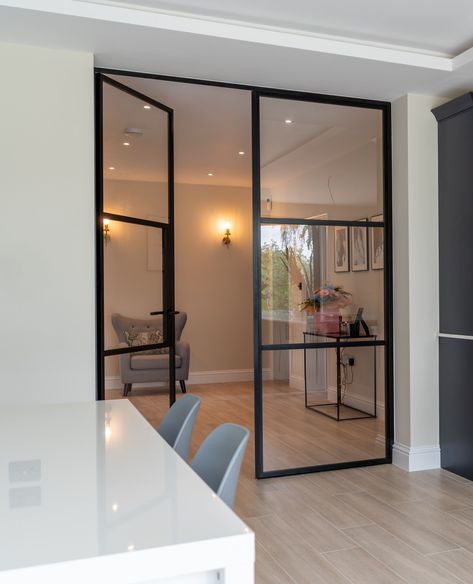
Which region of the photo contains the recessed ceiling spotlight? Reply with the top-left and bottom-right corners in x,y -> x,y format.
123,142 -> 130,146
143,105 -> 151,110
108,166 -> 115,171
238,151 -> 245,156
285,119 -> 293,124
112,503 -> 118,512
208,172 -> 214,177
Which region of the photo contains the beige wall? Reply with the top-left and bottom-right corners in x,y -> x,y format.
175,183 -> 253,374
104,180 -> 252,381
0,43 -> 95,405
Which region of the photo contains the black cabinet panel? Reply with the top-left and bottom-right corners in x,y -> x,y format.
437,109 -> 473,335
439,337 -> 473,480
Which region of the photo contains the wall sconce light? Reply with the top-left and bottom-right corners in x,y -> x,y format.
222,222 -> 231,246
103,218 -> 111,244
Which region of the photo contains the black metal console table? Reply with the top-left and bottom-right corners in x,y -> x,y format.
303,330 -> 378,421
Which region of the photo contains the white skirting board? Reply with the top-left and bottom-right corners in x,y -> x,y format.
392,442 -> 441,472
326,386 -> 385,420
105,369 -> 272,390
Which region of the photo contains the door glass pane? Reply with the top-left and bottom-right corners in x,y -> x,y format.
261,224 -> 385,345
262,347 -> 385,472
258,94 -> 387,474
259,97 -> 383,220
104,221 -> 164,353
102,82 -> 169,222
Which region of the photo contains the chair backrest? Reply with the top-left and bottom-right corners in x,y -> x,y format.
191,423 -> 249,509
112,312 -> 187,343
157,394 -> 201,461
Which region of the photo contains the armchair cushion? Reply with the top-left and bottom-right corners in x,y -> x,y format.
112,313 -> 187,343
124,329 -> 168,355
131,354 -> 182,370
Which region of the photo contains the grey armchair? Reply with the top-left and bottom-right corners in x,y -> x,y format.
111,312 -> 190,397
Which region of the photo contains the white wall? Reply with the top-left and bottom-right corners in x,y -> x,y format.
0,43 -> 95,405
392,94 -> 447,471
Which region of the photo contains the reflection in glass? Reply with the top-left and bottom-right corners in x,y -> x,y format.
261,224 -> 384,345
102,82 -> 169,222
259,97 -> 383,220
104,221 -> 163,357
262,347 -> 385,472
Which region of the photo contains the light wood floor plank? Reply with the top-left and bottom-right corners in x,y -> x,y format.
364,465 -> 471,511
340,492 -> 459,554
276,475 -> 372,529
255,543 -> 295,584
323,546 -> 407,583
342,524 -> 464,584
428,548 -> 473,584
393,499 -> 473,555
448,506 -> 473,530
247,514 -> 353,584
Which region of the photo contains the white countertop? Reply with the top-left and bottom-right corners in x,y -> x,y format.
0,399 -> 254,583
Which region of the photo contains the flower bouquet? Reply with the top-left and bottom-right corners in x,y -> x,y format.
300,284 -> 352,333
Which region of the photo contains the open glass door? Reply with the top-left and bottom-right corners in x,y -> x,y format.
96,74 -> 177,406
253,91 -> 392,477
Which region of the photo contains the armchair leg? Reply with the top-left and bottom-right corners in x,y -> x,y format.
123,383 -> 132,397
179,380 -> 187,394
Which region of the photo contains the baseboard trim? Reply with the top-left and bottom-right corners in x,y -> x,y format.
327,386 -> 385,420
105,368 -> 271,390
188,368 -> 272,385
392,442 -> 441,472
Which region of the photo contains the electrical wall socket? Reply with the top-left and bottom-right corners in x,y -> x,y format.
341,354 -> 355,366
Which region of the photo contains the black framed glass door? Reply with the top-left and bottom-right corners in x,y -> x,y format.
253,91 -> 392,478
96,74 -> 177,406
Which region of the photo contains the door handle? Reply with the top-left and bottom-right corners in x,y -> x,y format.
150,310 -> 180,316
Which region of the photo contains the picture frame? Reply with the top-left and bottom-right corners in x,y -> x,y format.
370,214 -> 384,270
334,225 -> 349,272
350,219 -> 368,272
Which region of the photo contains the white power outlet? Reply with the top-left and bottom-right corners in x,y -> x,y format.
341,354 -> 355,366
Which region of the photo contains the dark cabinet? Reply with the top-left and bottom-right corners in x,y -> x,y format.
433,94 -> 473,479
434,94 -> 473,335
439,337 -> 473,480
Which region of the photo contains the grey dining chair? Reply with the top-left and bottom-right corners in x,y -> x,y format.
191,423 -> 249,509
157,394 -> 201,461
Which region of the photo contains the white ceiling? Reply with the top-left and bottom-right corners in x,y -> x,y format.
104,74 -> 380,192
104,76 -> 252,185
1,1 -> 473,102
87,0 -> 473,55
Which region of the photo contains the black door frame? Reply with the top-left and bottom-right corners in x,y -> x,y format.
95,73 -> 176,406
94,68 -> 393,478
252,91 -> 392,478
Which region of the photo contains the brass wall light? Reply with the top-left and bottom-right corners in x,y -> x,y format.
222,222 -> 231,245
103,218 -> 111,244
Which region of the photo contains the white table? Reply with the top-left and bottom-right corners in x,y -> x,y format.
0,399 -> 254,583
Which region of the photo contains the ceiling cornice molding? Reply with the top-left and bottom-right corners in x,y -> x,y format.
1,0 -> 456,71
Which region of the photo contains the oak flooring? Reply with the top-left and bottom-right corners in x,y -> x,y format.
106,382 -> 473,583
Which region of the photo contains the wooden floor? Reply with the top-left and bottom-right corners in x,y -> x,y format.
107,382 -> 473,583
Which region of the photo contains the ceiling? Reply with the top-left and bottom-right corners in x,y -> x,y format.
85,0 -> 473,55
104,74 -> 380,195
1,1 -> 473,101
104,78 -> 252,186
